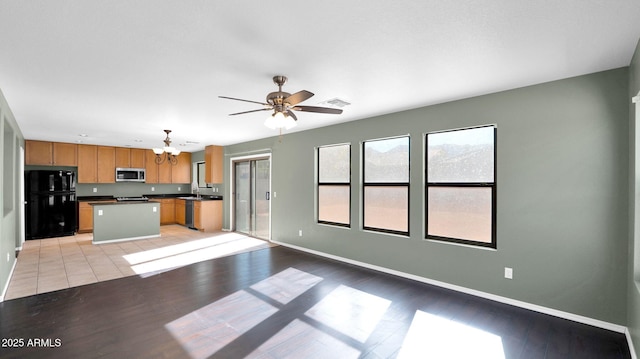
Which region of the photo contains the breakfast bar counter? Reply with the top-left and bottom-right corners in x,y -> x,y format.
91,201 -> 161,244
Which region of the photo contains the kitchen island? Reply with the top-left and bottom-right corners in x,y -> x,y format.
91,201 -> 160,244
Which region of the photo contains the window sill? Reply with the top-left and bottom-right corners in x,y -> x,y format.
425,238 -> 498,252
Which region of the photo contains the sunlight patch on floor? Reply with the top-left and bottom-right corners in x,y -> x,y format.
250,267 -> 323,304
246,319 -> 361,358
304,284 -> 391,343
165,267 -> 324,358
397,310 -> 505,359
125,234 -> 269,276
123,232 -> 250,265
166,290 -> 278,359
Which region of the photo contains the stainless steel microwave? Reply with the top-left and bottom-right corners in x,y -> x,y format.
115,168 -> 146,182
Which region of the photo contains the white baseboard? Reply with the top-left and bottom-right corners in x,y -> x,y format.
92,234 -> 160,245
0,257 -> 18,302
627,328 -> 638,359
273,240 -> 628,334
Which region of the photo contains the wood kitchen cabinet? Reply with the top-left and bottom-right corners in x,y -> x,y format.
194,200 -> 222,232
78,199 -> 116,233
205,145 -> 223,183
159,198 -> 176,225
115,148 -> 131,168
115,148 -> 146,168
175,199 -> 186,225
144,150 -> 159,183
130,148 -> 145,168
172,152 -> 192,184
78,144 -> 98,183
97,146 -> 116,183
145,151 -> 191,184
78,201 -> 93,233
26,140 -> 77,166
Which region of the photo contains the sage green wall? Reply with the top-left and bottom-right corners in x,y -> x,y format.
628,38 -> 640,356
0,88 -> 24,299
225,68 -> 630,325
92,202 -> 160,243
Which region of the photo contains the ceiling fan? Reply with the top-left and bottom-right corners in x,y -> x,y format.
219,75 -> 343,130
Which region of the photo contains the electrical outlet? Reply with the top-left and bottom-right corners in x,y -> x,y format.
299,230 -> 303,237
178,186 -> 181,191
273,192 -> 277,198
98,210 -> 103,216
151,187 -> 155,191
153,206 -> 157,212
6,253 -> 9,262
504,267 -> 513,279
93,187 -> 97,193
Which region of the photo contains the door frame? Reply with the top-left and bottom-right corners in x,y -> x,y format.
229,152 -> 272,240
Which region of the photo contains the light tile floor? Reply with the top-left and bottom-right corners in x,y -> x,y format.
4,225 -> 274,301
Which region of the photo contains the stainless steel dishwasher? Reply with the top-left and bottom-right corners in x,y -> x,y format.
185,199 -> 195,230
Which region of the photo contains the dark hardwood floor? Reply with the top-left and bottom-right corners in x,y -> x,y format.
0,245 -> 632,358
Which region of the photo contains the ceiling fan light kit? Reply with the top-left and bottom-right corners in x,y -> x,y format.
219,75 -> 343,132
265,111 -> 297,130
153,129 -> 181,165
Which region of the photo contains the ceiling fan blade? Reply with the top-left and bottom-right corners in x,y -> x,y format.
219,96 -> 269,106
284,90 -> 314,106
286,110 -> 298,121
229,108 -> 271,116
292,106 -> 343,114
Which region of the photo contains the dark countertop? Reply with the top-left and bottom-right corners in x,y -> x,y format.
79,194 -> 223,202
78,196 -> 115,202
145,193 -> 223,201
143,193 -> 186,198
89,201 -> 159,206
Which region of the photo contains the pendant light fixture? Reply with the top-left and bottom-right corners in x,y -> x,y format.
152,129 -> 181,165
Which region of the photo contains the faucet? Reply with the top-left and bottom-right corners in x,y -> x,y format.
191,180 -> 201,199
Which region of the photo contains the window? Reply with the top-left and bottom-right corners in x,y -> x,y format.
363,136 -> 410,235
196,162 -> 208,188
317,144 -> 351,226
426,125 -> 496,247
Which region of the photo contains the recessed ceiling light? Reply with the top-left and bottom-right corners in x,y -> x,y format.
134,139 -> 143,142
78,134 -> 88,137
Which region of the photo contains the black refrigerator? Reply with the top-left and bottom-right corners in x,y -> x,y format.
25,170 -> 77,240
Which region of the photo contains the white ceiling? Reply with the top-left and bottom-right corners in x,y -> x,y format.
1,1 -> 639,152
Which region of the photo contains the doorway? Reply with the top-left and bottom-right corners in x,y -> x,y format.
232,155 -> 271,240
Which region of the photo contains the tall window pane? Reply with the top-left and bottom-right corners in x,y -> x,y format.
363,136 -> 410,235
426,126 -> 496,247
318,144 -> 350,226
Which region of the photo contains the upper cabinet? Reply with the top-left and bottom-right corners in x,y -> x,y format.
78,145 -> 115,183
26,140 -> 77,166
130,148 -> 145,168
172,152 -> 192,184
115,148 -> 146,168
97,146 -> 116,183
205,145 -> 223,183
27,140 -> 191,184
145,150 -> 191,184
77,144 -> 98,183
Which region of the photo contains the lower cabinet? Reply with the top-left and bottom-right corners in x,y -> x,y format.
78,200 -> 116,233
78,202 -> 93,233
160,198 -> 176,225
193,200 -> 222,232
